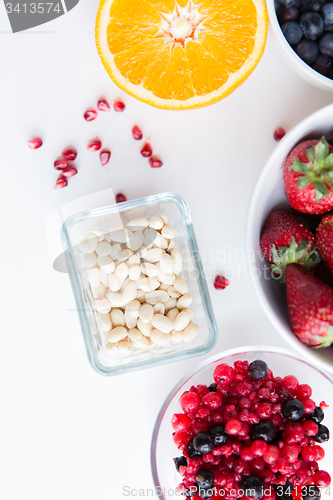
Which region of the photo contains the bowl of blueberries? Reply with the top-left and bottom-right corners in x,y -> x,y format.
267,0 -> 333,91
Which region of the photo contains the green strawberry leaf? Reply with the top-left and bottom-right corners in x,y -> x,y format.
325,152 -> 333,168
297,176 -> 311,189
316,137 -> 329,164
313,180 -> 330,196
292,158 -> 307,173
306,145 -> 315,165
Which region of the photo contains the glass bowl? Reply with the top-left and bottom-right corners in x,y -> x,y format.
151,346 -> 333,500
61,192 -> 217,376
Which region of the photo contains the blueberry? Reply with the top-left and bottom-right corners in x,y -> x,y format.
276,0 -> 300,9
321,3 -> 333,24
248,360 -> 268,380
313,423 -> 330,443
302,485 -> 321,500
301,0 -> 325,12
282,398 -> 305,421
295,37 -> 319,62
208,382 -> 217,392
174,456 -> 187,472
210,425 -> 229,445
312,53 -> 332,75
242,474 -> 265,500
196,469 -> 214,489
324,22 -> 333,31
250,420 -> 276,443
282,21 -> 304,43
279,7 -> 301,22
319,32 -> 333,55
193,432 -> 213,454
187,439 -> 200,458
300,12 -> 324,39
305,406 -> 324,424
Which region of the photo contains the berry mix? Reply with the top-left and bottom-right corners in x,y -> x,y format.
172,359 -> 331,499
275,0 -> 333,79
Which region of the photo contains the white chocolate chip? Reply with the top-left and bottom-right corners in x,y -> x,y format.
141,262 -> 158,277
168,240 -> 175,251
87,268 -> 100,288
160,253 -> 176,274
108,274 -> 121,292
92,283 -> 107,299
149,216 -> 164,230
132,336 -> 150,348
162,224 -> 176,240
93,298 -> 111,313
126,300 -> 141,319
164,297 -> 177,312
128,265 -> 141,281
172,248 -> 182,275
136,289 -> 146,303
174,277 -> 189,295
128,254 -> 140,266
159,214 -> 169,225
117,249 -> 133,261
138,303 -> 154,323
117,339 -> 133,355
154,303 -> 165,315
108,327 -> 128,343
150,329 -> 171,345
127,328 -> 142,341
96,241 -> 112,257
99,312 -> 112,331
151,314 -> 172,333
171,329 -> 183,343
174,309 -> 192,331
127,218 -> 149,230
138,277 -> 160,292
154,232 -> 168,249
122,281 -> 137,304
105,343 -> 119,355
182,322 -> 199,342
137,246 -> 148,259
79,234 -> 97,254
128,231 -> 144,252
97,255 -> 115,274
83,252 -> 97,269
168,286 -> 181,299
177,294 -> 193,310
144,228 -> 158,247
115,263 -> 129,284
145,290 -> 169,305
111,309 -> 125,327
100,269 -> 109,288
110,228 -> 133,244
145,248 -> 163,263
106,291 -> 126,308
125,308 -> 137,329
167,308 -> 179,323
137,319 -> 152,337
110,243 -> 121,260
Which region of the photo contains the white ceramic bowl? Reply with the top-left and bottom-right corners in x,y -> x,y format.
267,0 -> 333,92
246,103 -> 333,375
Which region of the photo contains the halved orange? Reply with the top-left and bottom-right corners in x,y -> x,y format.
95,0 -> 268,110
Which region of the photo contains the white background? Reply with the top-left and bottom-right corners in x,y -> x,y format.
1,1 -> 333,499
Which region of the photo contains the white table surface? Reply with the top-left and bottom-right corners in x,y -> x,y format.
1,2 -> 333,498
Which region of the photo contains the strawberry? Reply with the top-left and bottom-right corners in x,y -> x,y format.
313,259 -> 333,288
285,263 -> 333,348
260,211 -> 320,283
316,213 -> 333,274
283,137 -> 333,214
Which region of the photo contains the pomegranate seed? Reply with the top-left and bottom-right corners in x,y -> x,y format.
97,99 -> 110,112
320,401 -> 329,409
132,125 -> 143,140
62,148 -> 77,161
27,137 -> 43,149
54,175 -> 68,190
84,109 -> 98,121
214,275 -> 229,289
140,141 -> 152,157
274,127 -> 286,141
115,193 -> 127,203
149,156 -> 163,168
54,159 -> 69,170
87,138 -> 102,151
179,391 -> 200,413
114,100 -> 125,112
100,149 -> 111,165
313,470 -> 331,488
62,165 -> 77,177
